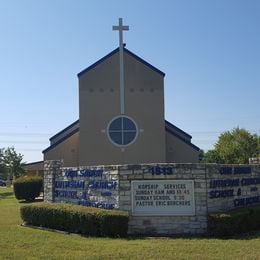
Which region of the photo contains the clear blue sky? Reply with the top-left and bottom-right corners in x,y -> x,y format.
0,0 -> 259,163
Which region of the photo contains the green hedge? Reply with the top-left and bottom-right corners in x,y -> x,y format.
208,205 -> 260,237
20,203 -> 129,237
14,176 -> 43,202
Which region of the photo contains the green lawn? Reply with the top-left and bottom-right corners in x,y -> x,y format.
1,188 -> 260,260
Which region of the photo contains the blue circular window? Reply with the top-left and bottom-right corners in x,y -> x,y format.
107,116 -> 138,146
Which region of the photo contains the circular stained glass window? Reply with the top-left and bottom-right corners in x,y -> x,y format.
107,116 -> 138,146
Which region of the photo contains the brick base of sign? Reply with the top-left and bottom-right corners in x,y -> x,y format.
44,161 -> 260,235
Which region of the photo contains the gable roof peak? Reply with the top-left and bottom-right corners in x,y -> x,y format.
77,47 -> 165,78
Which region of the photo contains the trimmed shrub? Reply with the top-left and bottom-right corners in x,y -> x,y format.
20,203 -> 129,237
13,176 -> 43,202
98,210 -> 129,237
208,205 -> 260,237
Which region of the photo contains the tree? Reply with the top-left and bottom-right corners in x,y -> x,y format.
257,135 -> 260,155
1,147 -> 25,180
202,128 -> 260,164
202,149 -> 224,164
0,148 -> 6,179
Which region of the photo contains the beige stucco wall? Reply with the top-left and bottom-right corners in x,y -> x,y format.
79,50 -> 166,166
24,161 -> 44,177
165,131 -> 199,163
44,132 -> 79,167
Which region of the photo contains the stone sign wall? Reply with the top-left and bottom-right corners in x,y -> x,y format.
207,165 -> 260,213
44,161 -> 260,235
118,164 -> 207,235
44,161 -> 119,210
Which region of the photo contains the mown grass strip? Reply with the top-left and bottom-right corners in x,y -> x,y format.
1,187 -> 260,259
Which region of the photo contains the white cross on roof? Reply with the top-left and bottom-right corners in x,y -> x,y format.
112,18 -> 129,115
113,18 -> 129,49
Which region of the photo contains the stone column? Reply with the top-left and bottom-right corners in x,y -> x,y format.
44,160 -> 62,202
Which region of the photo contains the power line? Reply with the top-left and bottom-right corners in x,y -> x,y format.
191,129 -> 260,135
0,140 -> 47,144
15,148 -> 43,152
0,133 -> 51,137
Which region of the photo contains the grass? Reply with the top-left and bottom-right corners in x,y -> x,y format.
1,188 -> 260,260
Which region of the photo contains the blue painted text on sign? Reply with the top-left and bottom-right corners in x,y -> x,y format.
55,181 -> 85,189
78,200 -> 115,209
220,166 -> 251,175
149,166 -> 173,175
64,169 -> 103,178
234,196 -> 260,207
88,181 -> 117,190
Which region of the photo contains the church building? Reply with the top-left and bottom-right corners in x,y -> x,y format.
42,19 -> 200,167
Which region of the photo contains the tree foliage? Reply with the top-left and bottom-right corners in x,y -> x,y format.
0,149 -> 6,179
202,128 -> 260,164
202,149 -> 224,164
0,147 -> 25,180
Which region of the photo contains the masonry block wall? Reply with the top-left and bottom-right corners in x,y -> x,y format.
118,164 -> 207,235
44,160 -> 63,202
44,161 -> 260,235
44,162 -> 119,209
206,164 -> 260,213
